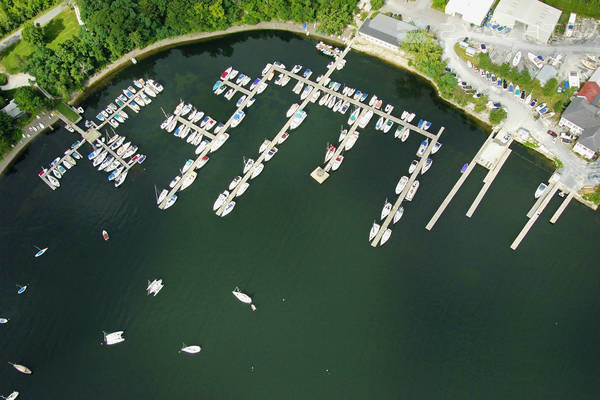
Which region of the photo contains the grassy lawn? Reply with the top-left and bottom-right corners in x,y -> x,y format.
56,102 -> 80,122
541,0 -> 600,18
46,9 -> 80,50
0,41 -> 36,74
0,9 -> 79,74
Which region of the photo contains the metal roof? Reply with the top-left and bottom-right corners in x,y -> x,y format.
358,14 -> 418,46
563,97 -> 600,150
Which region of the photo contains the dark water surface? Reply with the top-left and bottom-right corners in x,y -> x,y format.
1,31 -> 599,399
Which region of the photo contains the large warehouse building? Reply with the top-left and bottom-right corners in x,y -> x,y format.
444,0 -> 495,26
491,0 -> 561,43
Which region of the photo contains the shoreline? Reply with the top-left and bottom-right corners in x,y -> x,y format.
3,22 -> 593,210
70,21 -> 346,104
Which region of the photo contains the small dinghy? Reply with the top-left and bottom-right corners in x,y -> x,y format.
232,286 -> 257,311
0,318 -> 8,324
180,344 -> 201,354
2,391 -> 19,400
460,163 -> 469,173
16,285 -> 27,295
102,230 -> 109,241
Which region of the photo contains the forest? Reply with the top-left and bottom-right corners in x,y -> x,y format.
23,0 -> 358,98
0,0 -> 57,37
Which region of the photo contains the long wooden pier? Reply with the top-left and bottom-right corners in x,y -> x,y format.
219,79 -> 252,96
371,127 -> 444,247
214,39 -> 356,215
425,131 -> 495,230
550,191 -> 573,224
510,183 -> 558,250
272,66 -> 437,141
158,66 -> 272,209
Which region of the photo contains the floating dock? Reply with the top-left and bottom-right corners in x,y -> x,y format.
371,127 -> 444,247
159,68 -> 272,209
550,191 -> 573,224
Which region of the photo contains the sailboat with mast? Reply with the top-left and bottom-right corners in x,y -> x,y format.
155,185 -> 168,205
232,287 -> 257,311
34,245 -> 47,257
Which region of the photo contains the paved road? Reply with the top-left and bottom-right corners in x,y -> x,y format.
0,2 -> 67,51
383,0 -> 597,190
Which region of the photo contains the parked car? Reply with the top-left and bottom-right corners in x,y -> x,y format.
547,130 -> 558,138
560,131 -> 575,140
561,138 -> 573,144
480,43 -> 487,53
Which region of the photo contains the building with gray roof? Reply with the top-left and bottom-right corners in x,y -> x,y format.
560,97 -> 600,159
358,14 -> 418,51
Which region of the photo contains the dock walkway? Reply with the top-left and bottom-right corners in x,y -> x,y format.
371,127 -> 444,247
215,39 -> 355,215
425,131 -> 495,231
159,65 -> 273,209
510,184 -> 558,250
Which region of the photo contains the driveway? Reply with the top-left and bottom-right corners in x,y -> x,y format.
0,2 -> 67,52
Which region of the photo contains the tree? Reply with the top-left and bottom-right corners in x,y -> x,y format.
22,21 -> 45,45
370,0 -> 384,10
14,86 -> 47,114
542,78 -> 558,97
0,73 -> 7,86
489,108 -> 507,125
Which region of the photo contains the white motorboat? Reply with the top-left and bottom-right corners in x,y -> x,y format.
278,132 -> 289,144
195,140 -> 208,155
169,176 -> 181,188
393,207 -> 404,224
407,113 -> 416,122
431,142 -> 442,154
146,279 -> 164,296
180,344 -> 201,354
310,90 -> 320,102
103,331 -> 125,345
379,229 -> 392,246
333,99 -> 343,112
380,200 -> 392,220
409,160 -> 418,174
535,182 -> 548,198
213,190 -> 230,211
406,180 -> 419,201
319,93 -> 330,106
401,127 -> 410,142
196,155 -> 209,169
259,139 -> 271,153
229,176 -> 242,190
220,201 -> 236,217
250,163 -> 264,179
421,158 -> 433,174
180,171 -> 197,190
339,128 -> 348,142
325,145 -> 336,163
512,51 -> 522,67
230,110 -> 245,128
181,159 -> 194,174
2,391 -> 19,400
358,110 -> 373,128
210,133 -> 229,153
290,110 -> 306,129
243,158 -> 255,174
232,287 -> 257,311
401,110 -> 408,120
416,139 -> 429,157
344,132 -> 359,151
382,119 -> 393,133
286,103 -> 299,118
375,116 -> 384,130
264,147 -> 277,161
331,155 -> 344,171
157,189 -> 168,204
162,194 -> 177,210
8,363 -> 31,375
236,182 -> 249,197
0,318 -> 8,324
369,221 -> 380,241
347,108 -> 359,125
368,94 -> 378,107
395,176 -> 409,195
114,170 -> 128,188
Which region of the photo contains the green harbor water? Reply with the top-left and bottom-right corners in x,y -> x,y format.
1,31 -> 600,399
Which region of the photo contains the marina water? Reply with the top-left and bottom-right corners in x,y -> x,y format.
1,31 -> 599,399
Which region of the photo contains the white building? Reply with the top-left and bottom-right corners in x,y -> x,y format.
358,14 -> 418,51
445,0 -> 495,26
492,0 -> 561,43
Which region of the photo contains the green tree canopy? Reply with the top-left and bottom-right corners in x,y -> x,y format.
542,78 -> 558,97
489,108 -> 507,125
22,21 -> 45,45
14,86 -> 47,114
